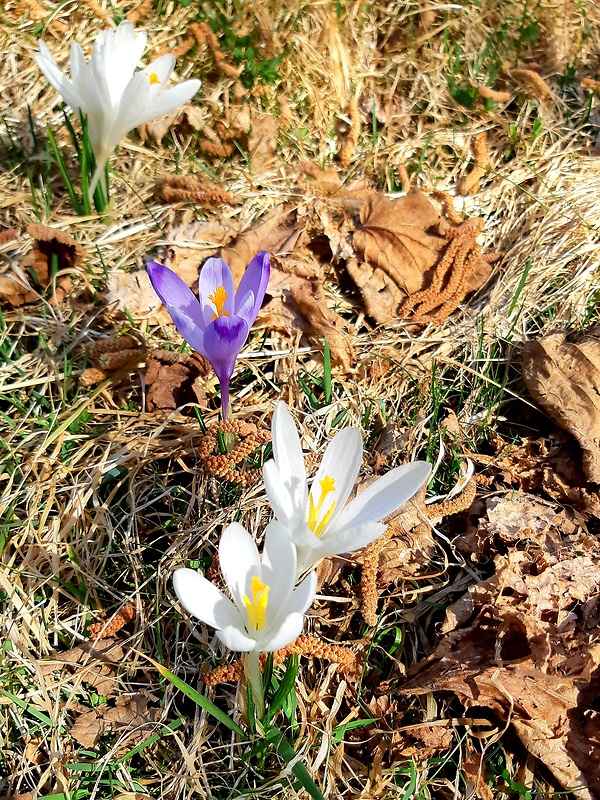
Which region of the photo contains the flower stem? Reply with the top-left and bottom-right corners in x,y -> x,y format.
243,650 -> 265,721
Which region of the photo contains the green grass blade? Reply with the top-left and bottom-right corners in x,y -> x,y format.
509,259 -> 533,314
0,687 -> 65,732
266,654 -> 298,722
46,126 -> 83,215
155,662 -> 245,737
115,716 -> 185,764
265,724 -> 324,800
323,337 -> 332,405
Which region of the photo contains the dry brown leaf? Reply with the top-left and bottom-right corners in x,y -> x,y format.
0,793 -> 34,800
25,223 -> 85,279
247,114 -> 279,173
257,253 -> 355,371
484,430 -> 600,517
145,349 -> 209,413
70,691 -> 161,749
219,206 -> 302,283
160,219 -> 241,289
106,269 -> 162,318
349,190 -> 493,324
138,105 -> 205,143
523,331 -> 600,483
41,638 -> 125,696
462,751 -> 494,800
402,492 -> 600,800
0,273 -> 38,307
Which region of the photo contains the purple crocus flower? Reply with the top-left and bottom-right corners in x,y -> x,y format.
146,252 -> 270,418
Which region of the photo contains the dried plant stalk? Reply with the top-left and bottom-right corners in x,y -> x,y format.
89,604 -> 136,640
157,175 -> 239,207
203,635 -> 357,686
338,97 -> 361,169
459,131 -> 490,196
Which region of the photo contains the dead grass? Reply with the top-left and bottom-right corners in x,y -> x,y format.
1,0 -> 600,797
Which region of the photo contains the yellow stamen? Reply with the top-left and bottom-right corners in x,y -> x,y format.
209,285 -> 230,320
242,575 -> 270,631
307,475 -> 337,537
148,72 -> 161,85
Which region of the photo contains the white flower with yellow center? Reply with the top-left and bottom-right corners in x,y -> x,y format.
173,521 -> 317,653
36,20 -> 201,195
263,402 -> 432,575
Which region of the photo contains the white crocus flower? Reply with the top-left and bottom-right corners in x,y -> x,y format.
263,402 -> 432,576
173,521 -> 317,653
36,20 -> 201,195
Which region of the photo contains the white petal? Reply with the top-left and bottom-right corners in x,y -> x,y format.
219,523 -> 261,610
217,625 -> 258,652
132,80 -> 201,126
36,41 -> 83,110
107,70 -> 153,143
261,612 -> 305,652
263,461 -> 295,523
332,461 -> 431,532
261,520 -> 297,616
288,570 -> 318,615
271,402 -> 308,513
69,42 -> 87,92
143,54 -> 176,89
320,522 -> 386,558
173,568 -> 243,631
310,427 -> 362,533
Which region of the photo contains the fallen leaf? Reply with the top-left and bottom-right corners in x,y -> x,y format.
70,691 -> 161,749
0,272 -> 38,307
41,638 -> 126,696
145,349 -> 210,413
258,254 -> 355,370
401,492 -> 600,800
138,104 -> 205,143
349,190 -> 493,325
23,224 -> 83,303
523,331 -> 600,483
219,206 -> 303,284
462,751 -> 494,800
106,269 -> 162,318
0,793 -> 34,800
486,430 -> 600,517
159,219 -> 242,290
247,114 -> 279,173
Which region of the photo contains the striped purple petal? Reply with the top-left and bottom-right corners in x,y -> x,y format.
146,262 -> 207,357
203,316 -> 249,418
234,251 -> 270,327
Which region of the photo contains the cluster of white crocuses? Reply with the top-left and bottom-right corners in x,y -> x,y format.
36,20 -> 201,199
174,402 -> 430,716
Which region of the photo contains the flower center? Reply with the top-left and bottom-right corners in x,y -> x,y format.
148,72 -> 161,85
308,475 -> 337,537
242,575 -> 270,631
208,285 -> 230,320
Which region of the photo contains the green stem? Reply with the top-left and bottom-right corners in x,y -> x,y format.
244,650 -> 265,721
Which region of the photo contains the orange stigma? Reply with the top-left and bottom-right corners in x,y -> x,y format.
209,285 -> 230,320
148,72 -> 161,85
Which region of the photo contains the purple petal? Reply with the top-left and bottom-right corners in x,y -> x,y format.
198,257 -> 235,326
203,315 -> 249,418
234,251 -> 270,326
146,262 -> 207,357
